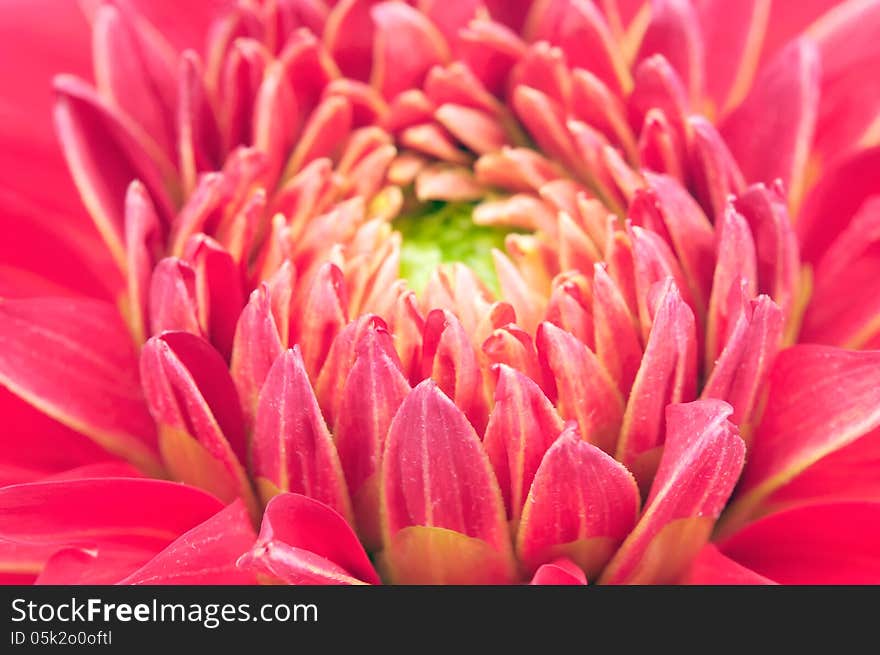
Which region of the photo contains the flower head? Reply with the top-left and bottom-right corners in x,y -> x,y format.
1,0 -> 880,584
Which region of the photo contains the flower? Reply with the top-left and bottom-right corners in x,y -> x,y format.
1,0 -> 879,585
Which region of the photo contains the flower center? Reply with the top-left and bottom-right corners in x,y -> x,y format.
393,201 -> 519,296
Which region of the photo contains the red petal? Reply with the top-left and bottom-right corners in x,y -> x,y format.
615,279 -> 697,485
636,0 -> 705,103
723,346 -> 880,530
484,365 -> 565,524
601,400 -> 745,584
516,423 -> 639,578
0,477 -> 224,550
140,332 -> 254,513
149,257 -> 202,337
481,324 -> 545,393
381,380 -> 516,584
683,544 -> 775,585
705,205 -> 758,368
529,558 -> 588,585
592,264 -> 643,394
796,146 -> 880,264
525,0 -> 630,96
810,0 -> 880,163
120,500 -> 258,584
695,0 -> 770,115
720,39 -> 820,204
370,1 -> 449,100
0,297 -> 159,473
183,234 -> 245,359
240,492 -> 379,585
801,196 -> 880,348
292,262 -> 349,381
53,75 -> 177,263
177,51 -> 223,194
92,3 -> 178,158
314,314 -> 393,427
230,283 -> 286,433
123,181 -> 160,343
537,322 -> 624,454
719,502 -> 880,584
421,309 -> 489,433
639,172 -> 716,314
702,295 -> 784,435
333,325 -> 410,548
252,347 -> 352,523
734,183 -> 800,322
324,0 -> 377,82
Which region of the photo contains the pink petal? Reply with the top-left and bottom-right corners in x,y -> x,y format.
292,262 -> 349,381
183,234 -> 245,359
536,321 -> 624,454
719,502 -> 880,584
516,423 -> 639,578
421,309 -> 489,433
140,332 -> 255,513
683,544 -> 775,585
529,558 -> 589,585
809,0 -> 880,163
92,3 -> 178,158
333,325 -> 410,548
800,196 -> 880,348
694,0 -> 770,115
592,264 -> 643,394
636,0 -> 705,103
370,1 -> 449,99
240,492 -> 379,585
0,297 -> 159,473
615,279 -> 697,485
720,39 -> 820,203
723,345 -> 880,530
0,477 -> 224,550
796,146 -> 880,265
483,364 -> 565,524
149,257 -> 202,337
119,500 -> 258,584
524,0 -> 630,96
252,347 -> 353,523
381,380 -> 516,584
601,400 -> 745,584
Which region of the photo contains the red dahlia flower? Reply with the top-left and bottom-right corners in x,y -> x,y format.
1,0 -> 879,585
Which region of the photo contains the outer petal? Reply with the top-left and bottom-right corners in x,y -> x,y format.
0,297 -> 159,473
601,400 -> 745,584
800,196 -> 880,348
719,502 -> 880,584
516,423 -> 639,578
119,500 -> 258,584
380,380 -> 516,584
0,477 -> 224,551
722,346 -> 880,531
694,0 -> 769,115
720,39 -> 819,205
239,492 -> 380,585
682,544 -> 775,585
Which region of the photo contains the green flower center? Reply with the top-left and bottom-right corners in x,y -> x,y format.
394,202 -> 518,297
